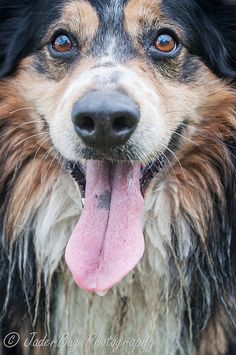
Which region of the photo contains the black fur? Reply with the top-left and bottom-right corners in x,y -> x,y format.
0,0 -> 64,77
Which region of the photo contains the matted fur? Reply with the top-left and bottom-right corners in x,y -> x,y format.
0,1 -> 236,355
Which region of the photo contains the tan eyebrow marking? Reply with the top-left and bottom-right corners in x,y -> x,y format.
47,0 -> 99,50
124,0 -> 163,37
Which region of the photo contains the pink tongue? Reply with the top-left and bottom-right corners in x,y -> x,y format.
65,160 -> 144,293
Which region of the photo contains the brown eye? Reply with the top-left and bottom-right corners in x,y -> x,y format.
52,34 -> 73,52
155,34 -> 177,53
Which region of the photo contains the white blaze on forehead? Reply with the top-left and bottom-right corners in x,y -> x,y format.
99,36 -> 118,63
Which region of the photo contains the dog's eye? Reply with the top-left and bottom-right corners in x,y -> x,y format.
155,34 -> 176,53
52,34 -> 73,53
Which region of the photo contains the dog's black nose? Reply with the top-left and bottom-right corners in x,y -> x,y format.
72,91 -> 140,148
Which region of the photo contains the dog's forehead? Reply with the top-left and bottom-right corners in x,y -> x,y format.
61,0 -> 163,29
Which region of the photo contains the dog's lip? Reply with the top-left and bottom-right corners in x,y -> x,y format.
68,155 -> 166,196
67,121 -> 186,192
140,155 -> 166,192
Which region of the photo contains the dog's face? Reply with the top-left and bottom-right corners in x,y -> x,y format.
38,0 -> 208,164
1,0 -> 236,293
2,0 -> 234,164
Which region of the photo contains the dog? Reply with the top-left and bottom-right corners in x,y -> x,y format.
0,0 -> 236,354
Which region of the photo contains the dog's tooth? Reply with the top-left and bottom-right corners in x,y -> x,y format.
96,291 -> 108,297
81,198 -> 85,207
90,282 -> 108,296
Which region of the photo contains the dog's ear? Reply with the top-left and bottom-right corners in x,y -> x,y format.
0,1 -> 35,78
0,1 -> 62,78
198,0 -> 236,80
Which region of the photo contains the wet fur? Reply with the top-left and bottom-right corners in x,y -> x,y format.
0,0 -> 236,354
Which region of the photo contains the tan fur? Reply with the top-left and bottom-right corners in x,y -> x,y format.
125,0 -> 163,38
198,308 -> 233,355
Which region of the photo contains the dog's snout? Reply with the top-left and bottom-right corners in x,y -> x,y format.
72,91 -> 140,148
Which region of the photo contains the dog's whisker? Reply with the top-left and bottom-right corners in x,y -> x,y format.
172,131 -> 199,146
158,142 -> 187,182
42,144 -> 56,162
14,132 -> 50,147
9,107 -> 35,115
0,121 -> 49,140
43,150 -> 60,183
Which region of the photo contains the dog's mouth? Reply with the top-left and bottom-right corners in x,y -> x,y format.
65,157 -> 166,295
69,155 -> 166,197
65,123 -> 184,294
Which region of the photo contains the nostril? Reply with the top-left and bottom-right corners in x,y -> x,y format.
78,116 -> 95,134
112,116 -> 133,134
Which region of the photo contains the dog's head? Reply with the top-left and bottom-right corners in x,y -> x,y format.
0,0 -> 236,294
1,0 -> 236,162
